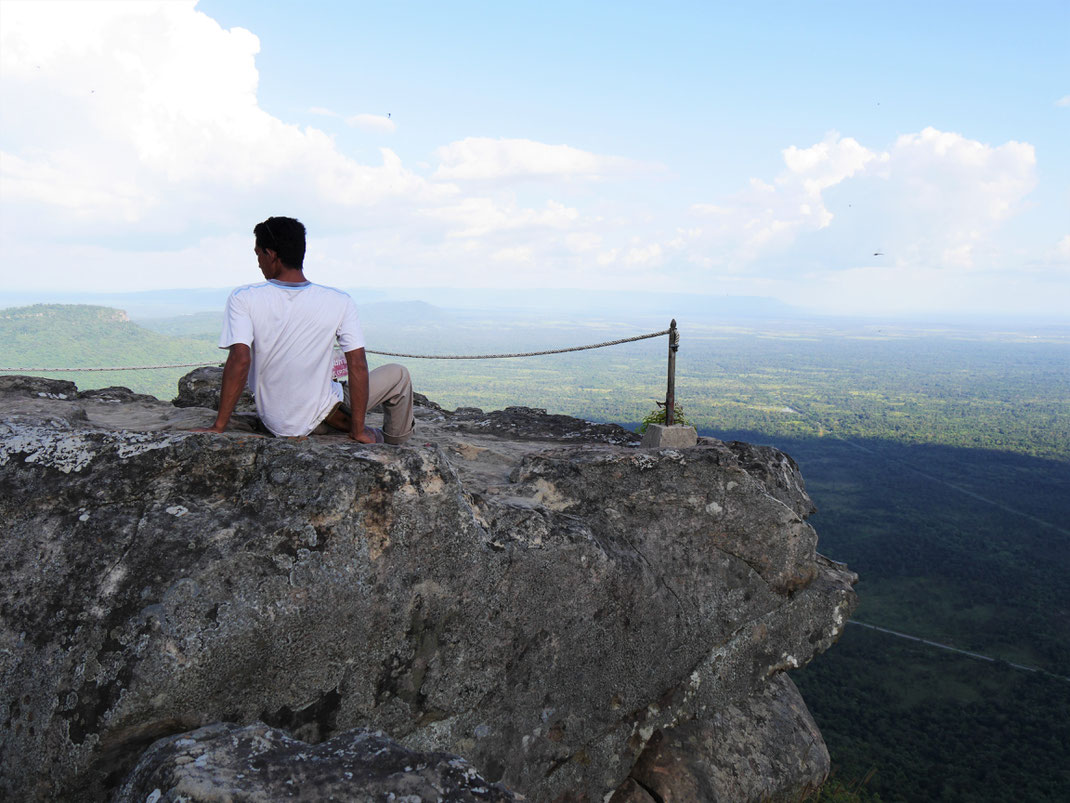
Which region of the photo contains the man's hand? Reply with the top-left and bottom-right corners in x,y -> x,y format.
349,425 -> 383,444
203,344 -> 251,434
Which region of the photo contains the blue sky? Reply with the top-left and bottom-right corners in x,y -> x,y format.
1,0 -> 1067,317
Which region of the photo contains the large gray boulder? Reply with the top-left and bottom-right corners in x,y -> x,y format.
172,365 -> 255,412
0,375 -> 857,801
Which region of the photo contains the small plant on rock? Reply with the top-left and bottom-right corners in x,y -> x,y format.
637,402 -> 692,434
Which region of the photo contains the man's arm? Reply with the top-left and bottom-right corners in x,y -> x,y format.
345,347 -> 377,443
195,344 -> 251,434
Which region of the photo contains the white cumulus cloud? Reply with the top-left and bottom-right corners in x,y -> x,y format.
870,127 -> 1036,267
0,0 -> 438,241
684,128 -> 1036,274
0,0 -> 651,292
425,197 -> 579,238
433,137 -> 640,181
687,133 -> 881,265
782,135 -> 879,196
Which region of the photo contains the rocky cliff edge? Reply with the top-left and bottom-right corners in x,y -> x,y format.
0,373 -> 857,801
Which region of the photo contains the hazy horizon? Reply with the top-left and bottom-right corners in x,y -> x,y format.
3,286 -> 1069,331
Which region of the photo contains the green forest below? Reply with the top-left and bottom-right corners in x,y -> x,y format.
2,303 -> 1068,801
0,304 -> 220,402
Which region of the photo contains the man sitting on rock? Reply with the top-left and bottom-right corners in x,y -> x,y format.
196,216 -> 414,444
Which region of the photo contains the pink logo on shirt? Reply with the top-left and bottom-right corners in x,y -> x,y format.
332,349 -> 348,381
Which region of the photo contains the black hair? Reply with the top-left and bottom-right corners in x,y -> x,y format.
254,216 -> 306,269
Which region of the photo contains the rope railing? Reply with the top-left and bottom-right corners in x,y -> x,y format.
366,329 -> 670,360
1,322 -> 683,429
0,361 -> 222,373
0,328 -> 672,371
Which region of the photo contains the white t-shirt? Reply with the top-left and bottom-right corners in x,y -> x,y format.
219,280 -> 365,437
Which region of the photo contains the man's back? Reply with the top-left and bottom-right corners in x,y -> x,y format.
220,280 -> 364,436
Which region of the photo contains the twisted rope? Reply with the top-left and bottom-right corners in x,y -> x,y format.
0,361 -> 222,373
366,329 -> 670,359
0,329 -> 671,372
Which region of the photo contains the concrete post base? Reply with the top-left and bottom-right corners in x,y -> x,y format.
640,424 -> 698,449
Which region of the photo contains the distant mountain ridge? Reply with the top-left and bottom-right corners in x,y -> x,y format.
2,304 -> 130,324
0,287 -> 799,321
0,304 -> 219,400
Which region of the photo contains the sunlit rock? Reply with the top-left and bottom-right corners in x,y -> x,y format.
0,373 -> 856,801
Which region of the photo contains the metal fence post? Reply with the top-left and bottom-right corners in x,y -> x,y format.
666,319 -> 678,425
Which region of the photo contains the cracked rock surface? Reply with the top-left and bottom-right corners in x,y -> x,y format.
0,374 -> 856,801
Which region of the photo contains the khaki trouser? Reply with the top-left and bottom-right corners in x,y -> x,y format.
343,363 -> 415,444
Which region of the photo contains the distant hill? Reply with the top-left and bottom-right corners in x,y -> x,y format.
0,304 -> 220,400
0,289 -> 236,318
134,300 -> 451,343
